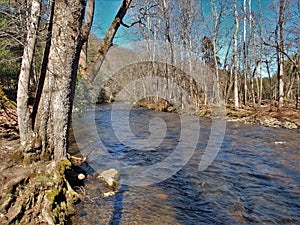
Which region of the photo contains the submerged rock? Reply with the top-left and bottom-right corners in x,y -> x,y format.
97,168 -> 120,189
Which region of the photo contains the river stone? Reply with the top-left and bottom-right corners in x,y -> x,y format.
97,168 -> 120,188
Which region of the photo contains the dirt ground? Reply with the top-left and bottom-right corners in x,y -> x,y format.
0,101 -> 20,171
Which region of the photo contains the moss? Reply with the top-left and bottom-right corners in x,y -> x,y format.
0,87 -> 17,107
46,187 -> 61,202
10,150 -> 24,163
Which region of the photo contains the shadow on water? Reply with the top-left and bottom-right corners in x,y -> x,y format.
109,185 -> 125,225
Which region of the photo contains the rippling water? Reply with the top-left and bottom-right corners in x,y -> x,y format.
70,104 -> 300,225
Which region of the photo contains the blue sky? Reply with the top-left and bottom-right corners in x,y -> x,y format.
92,0 -> 133,45
91,0 -> 278,46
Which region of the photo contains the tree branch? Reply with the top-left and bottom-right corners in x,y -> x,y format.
81,0 -> 95,42
83,0 -> 132,83
263,39 -> 298,68
120,19 -> 141,28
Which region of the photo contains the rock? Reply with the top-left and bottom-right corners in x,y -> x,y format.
97,168 -> 119,189
274,141 -> 286,145
102,191 -> 116,198
282,121 -> 297,129
77,173 -> 85,180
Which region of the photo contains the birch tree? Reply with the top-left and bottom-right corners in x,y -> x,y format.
242,0 -> 248,106
278,0 -> 285,110
17,0 -> 41,146
233,0 -> 239,110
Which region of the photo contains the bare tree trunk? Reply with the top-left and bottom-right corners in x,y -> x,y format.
258,0 -> 263,107
32,0 -> 92,160
296,66 -> 300,109
248,0 -> 256,107
84,0 -> 132,83
225,64 -> 234,103
210,0 -> 223,100
233,0 -> 239,110
17,0 -> 41,146
278,0 -> 285,110
161,0 -> 173,101
5,0 -> 96,223
243,0 -> 248,106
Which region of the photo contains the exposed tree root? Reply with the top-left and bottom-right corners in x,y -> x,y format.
0,158 -> 78,225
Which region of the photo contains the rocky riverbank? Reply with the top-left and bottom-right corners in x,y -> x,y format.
136,98 -> 300,130
225,105 -> 299,129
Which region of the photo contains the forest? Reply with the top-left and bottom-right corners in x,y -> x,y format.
0,0 -> 299,224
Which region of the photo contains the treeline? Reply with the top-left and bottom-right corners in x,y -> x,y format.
123,0 -> 299,110
0,0 -> 299,111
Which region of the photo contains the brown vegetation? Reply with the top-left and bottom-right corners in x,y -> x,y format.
0,95 -> 79,224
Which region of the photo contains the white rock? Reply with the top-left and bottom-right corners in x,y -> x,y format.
97,168 -> 120,187
102,191 -> 116,198
77,173 -> 85,180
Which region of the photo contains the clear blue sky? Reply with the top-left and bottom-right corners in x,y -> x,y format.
92,0 -> 277,45
92,0 -> 133,45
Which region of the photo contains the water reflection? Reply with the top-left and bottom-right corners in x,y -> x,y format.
70,104 -> 300,224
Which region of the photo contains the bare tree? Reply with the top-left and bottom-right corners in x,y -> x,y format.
242,0 -> 248,106
258,0 -> 263,107
278,0 -> 285,110
233,0 -> 239,110
84,0 -> 133,83
17,0 -> 41,146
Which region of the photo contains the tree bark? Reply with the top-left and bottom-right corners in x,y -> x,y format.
17,0 -> 41,146
233,0 -> 239,110
243,0 -> 248,106
33,0 -> 89,160
278,0 -> 285,110
84,0 -> 132,83
258,0 -> 263,107
248,0 -> 257,107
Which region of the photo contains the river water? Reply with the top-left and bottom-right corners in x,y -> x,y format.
70,104 -> 299,225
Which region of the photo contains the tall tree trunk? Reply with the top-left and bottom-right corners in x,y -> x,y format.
233,0 -> 239,110
243,0 -> 248,106
278,0 -> 285,110
248,0 -> 256,107
296,66 -> 300,109
210,0 -> 222,101
258,0 -> 263,107
17,0 -> 41,146
33,0 -> 88,160
84,0 -> 132,83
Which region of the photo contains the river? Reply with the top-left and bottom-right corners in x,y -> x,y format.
70,104 -> 299,225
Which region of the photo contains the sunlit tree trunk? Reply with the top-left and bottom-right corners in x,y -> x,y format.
17,0 -> 41,146
210,0 -> 221,95
248,0 -> 256,107
84,0 -> 132,83
258,0 -> 263,107
32,0 -> 91,160
278,0 -> 285,110
243,0 -> 248,106
233,0 -> 239,110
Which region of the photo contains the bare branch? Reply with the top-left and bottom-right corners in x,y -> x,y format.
120,19 -> 141,28
81,0 -> 95,42
263,39 -> 298,67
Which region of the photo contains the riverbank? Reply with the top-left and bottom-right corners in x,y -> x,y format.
0,99 -> 80,224
136,98 -> 300,130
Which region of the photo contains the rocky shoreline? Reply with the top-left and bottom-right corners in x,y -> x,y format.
136,99 -> 300,130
